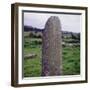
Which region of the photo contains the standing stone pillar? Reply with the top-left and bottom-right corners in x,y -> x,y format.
42,16 -> 62,76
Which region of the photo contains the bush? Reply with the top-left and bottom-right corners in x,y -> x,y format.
34,40 -> 42,45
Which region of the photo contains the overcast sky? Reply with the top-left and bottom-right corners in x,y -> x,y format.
24,12 -> 81,33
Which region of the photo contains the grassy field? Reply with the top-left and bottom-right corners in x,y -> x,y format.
24,37 -> 80,77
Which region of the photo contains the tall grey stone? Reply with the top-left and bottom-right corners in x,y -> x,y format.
42,16 -> 62,76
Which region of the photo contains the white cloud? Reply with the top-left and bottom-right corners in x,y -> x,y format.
24,12 -> 81,33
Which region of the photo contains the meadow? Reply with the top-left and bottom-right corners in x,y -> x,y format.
24,32 -> 80,77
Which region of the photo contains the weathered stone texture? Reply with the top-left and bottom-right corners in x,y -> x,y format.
42,16 -> 62,76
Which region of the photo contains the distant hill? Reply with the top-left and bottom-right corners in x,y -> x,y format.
24,25 -> 80,41
24,26 -> 43,32
24,26 -> 80,34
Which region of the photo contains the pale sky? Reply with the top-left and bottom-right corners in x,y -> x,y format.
24,12 -> 81,33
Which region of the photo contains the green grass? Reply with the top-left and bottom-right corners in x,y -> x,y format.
24,38 -> 42,77
24,37 -> 80,77
62,46 -> 80,75
24,57 -> 42,77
